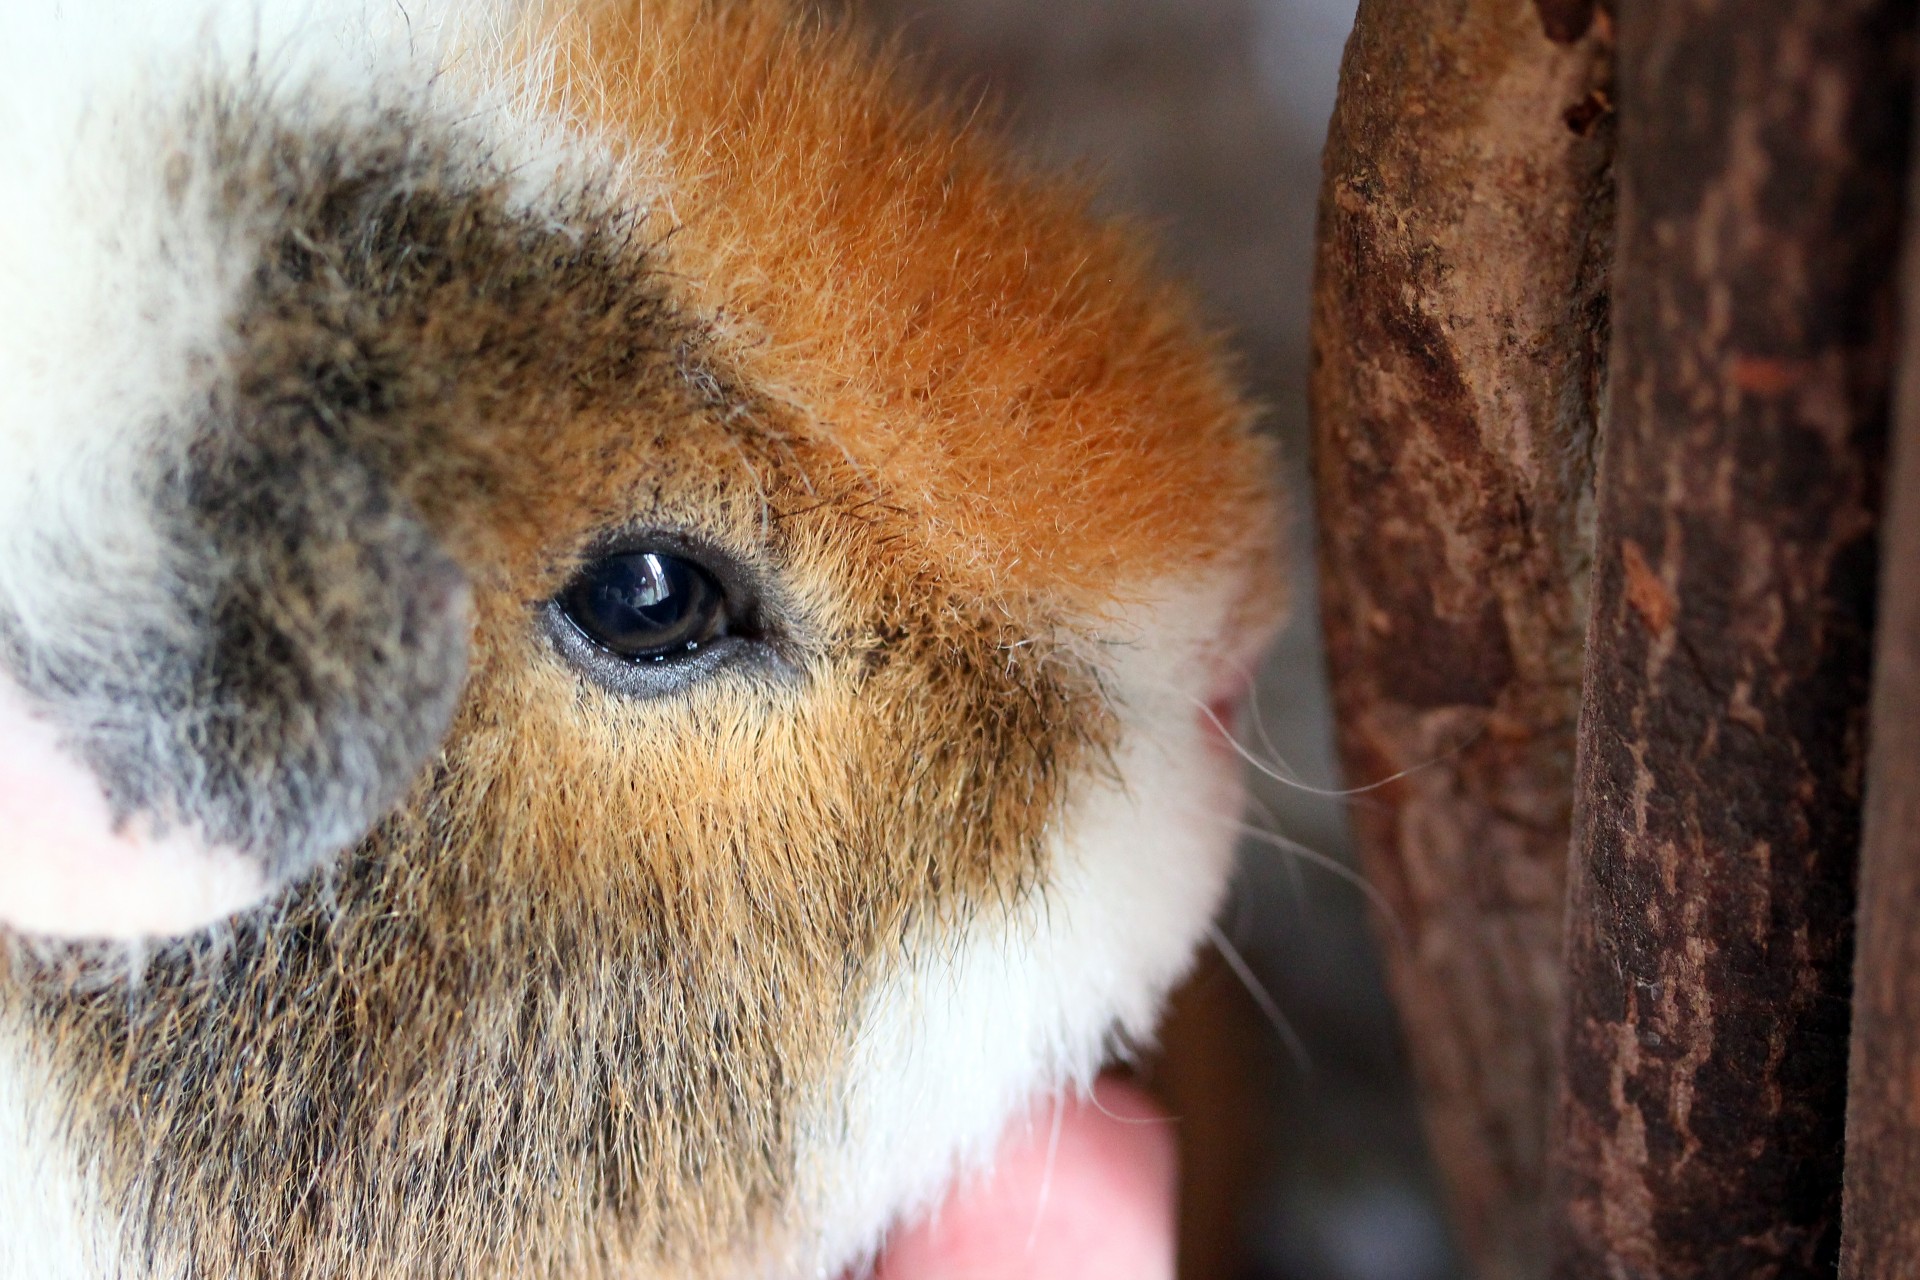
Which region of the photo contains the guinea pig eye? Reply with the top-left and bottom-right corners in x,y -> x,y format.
559,552 -> 728,661
542,538 -> 782,698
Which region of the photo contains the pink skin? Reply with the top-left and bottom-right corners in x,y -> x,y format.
0,674 -> 263,939
870,1078 -> 1178,1280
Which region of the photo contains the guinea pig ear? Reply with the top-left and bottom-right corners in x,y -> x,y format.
0,674 -> 268,939
0,514 -> 473,943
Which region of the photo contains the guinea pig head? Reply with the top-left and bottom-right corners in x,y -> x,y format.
1,2 -> 1284,1278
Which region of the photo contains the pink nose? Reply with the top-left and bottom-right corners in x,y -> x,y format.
0,675 -> 264,939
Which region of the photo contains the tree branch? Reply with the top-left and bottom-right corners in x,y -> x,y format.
1840,67 -> 1920,1280
1549,0 -> 1914,1273
1310,2 -> 1614,1274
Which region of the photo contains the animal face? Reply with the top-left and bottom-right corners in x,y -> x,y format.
0,2 -> 1283,1276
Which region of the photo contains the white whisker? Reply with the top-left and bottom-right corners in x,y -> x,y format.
1196,697 -> 1457,800
1213,653 -> 1320,792
1206,922 -> 1311,1075
1243,677 -> 1306,789
1226,819 -> 1408,949
1024,1086 -> 1066,1257
1241,792 -> 1308,921
1083,1086 -> 1179,1128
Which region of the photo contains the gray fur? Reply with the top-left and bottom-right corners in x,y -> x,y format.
1,79 -> 687,906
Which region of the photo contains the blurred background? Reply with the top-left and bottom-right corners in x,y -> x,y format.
829,3 -> 1464,1276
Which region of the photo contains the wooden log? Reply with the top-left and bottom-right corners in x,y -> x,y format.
1549,0 -> 1914,1274
1309,2 -> 1614,1274
1840,78 -> 1920,1280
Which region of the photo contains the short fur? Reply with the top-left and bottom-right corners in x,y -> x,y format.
0,1 -> 1283,1276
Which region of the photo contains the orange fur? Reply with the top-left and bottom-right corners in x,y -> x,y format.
543,0 -> 1279,605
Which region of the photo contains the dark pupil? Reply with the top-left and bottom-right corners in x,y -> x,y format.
561,552 -> 728,660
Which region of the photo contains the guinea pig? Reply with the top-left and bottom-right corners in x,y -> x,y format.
0,1 -> 1285,1276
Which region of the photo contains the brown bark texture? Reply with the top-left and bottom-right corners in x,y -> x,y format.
1840,78 -> 1920,1280
1549,0 -> 1913,1276
1309,2 -> 1614,1275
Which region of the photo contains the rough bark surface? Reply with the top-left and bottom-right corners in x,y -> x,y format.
1310,3 -> 1614,1275
1840,80 -> 1920,1280
1549,0 -> 1913,1275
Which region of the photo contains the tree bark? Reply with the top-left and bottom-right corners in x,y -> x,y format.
1549,1 -> 1913,1275
1840,77 -> 1920,1280
1310,3 -> 1614,1275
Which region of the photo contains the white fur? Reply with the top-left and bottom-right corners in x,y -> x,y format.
0,3 -> 244,659
0,1028 -> 126,1280
773,580 -> 1253,1278
0,0 -> 566,660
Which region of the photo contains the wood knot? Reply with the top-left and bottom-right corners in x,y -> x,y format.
1564,88 -> 1614,137
1534,0 -> 1596,44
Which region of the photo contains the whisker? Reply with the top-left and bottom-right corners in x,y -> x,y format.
1196,702 -> 1352,798
1173,653 -> 1473,801
1242,675 -> 1305,789
1207,922 -> 1311,1075
1082,1086 -> 1180,1128
1196,696 -> 1480,801
1241,793 -> 1309,922
1025,1087 -> 1067,1256
1227,819 -> 1409,950
1212,654 -> 1320,792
